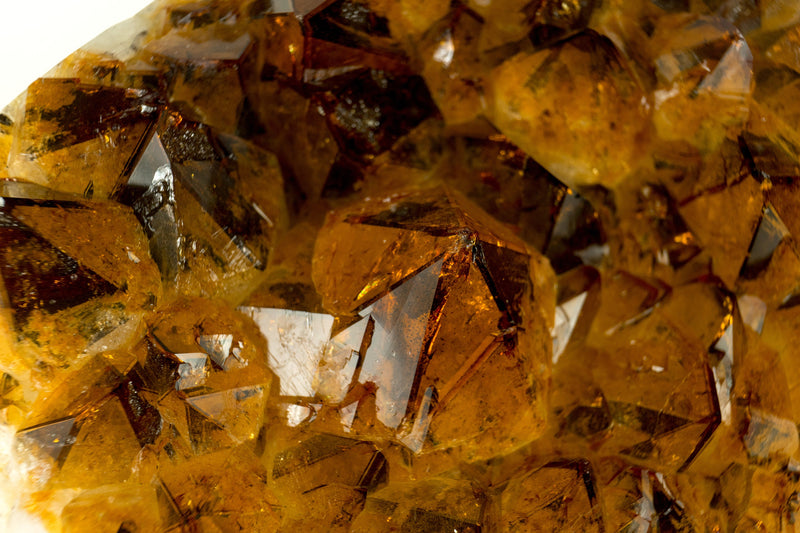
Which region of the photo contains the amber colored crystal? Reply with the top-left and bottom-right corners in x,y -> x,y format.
3,0 -> 800,531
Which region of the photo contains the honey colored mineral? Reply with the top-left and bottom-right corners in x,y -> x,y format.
309,186 -> 554,461
2,0 -> 800,532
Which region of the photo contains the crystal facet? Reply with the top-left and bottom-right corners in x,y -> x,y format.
2,0 -> 800,531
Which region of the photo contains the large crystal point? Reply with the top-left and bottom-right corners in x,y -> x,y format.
310,186 -> 554,461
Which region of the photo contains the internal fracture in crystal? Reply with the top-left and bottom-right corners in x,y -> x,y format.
1,0 -> 800,532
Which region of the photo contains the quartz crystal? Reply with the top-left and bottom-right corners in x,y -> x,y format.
2,0 -> 800,531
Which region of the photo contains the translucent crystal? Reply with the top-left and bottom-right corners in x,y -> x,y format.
3,0 -> 800,530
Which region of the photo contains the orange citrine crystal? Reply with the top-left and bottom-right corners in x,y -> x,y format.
1,0 -> 800,531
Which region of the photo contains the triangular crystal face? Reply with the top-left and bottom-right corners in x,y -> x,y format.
241,308 -> 333,397
607,402 -> 692,439
496,460 -> 602,532
134,337 -> 181,397
172,159 -> 269,267
312,185 -> 550,459
552,292 -> 588,364
358,259 -> 443,429
656,16 -> 752,101
127,160 -> 181,281
21,80 -> 155,151
197,333 -> 235,369
652,419 -> 718,470
184,401 -> 235,454
0,202 -> 118,328
348,194 -> 462,235
0,373 -> 19,409
697,35 -> 753,99
738,294 -> 766,333
545,190 -> 606,273
314,216 -> 458,313
120,132 -> 172,196
473,240 -> 530,325
316,315 -> 370,404
115,377 -> 163,447
58,397 -> 142,487
303,0 -> 410,87
175,353 -> 209,391
272,433 -> 387,493
9,79 -> 158,197
185,385 -> 267,443
24,356 -> 125,428
118,114 -> 280,290
740,205 -> 790,279
16,418 -> 78,464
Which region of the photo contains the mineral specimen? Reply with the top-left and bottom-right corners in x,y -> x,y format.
2,0 -> 800,531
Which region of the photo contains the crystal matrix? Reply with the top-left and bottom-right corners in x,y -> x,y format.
2,0 -> 800,532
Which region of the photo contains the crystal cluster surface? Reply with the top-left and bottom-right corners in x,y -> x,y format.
1,0 -> 800,531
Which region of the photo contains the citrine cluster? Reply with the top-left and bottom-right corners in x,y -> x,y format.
1,0 -> 800,531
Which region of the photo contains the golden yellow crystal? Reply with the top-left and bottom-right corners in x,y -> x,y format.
1,0 -> 800,531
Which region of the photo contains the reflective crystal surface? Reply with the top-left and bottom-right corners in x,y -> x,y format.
2,0 -> 800,531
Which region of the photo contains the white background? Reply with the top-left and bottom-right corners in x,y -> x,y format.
1,0 -> 154,108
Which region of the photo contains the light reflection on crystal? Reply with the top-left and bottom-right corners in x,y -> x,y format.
339,401 -> 358,433
712,323 -> 735,425
741,205 -> 790,278
738,294 -> 767,333
358,259 -> 442,429
398,386 -> 434,454
197,333 -> 238,369
174,352 -> 208,390
146,31 -> 252,62
185,385 -> 266,443
16,418 -> 77,464
5,0 -> 800,529
241,307 -> 333,397
283,403 -> 313,427
696,39 -> 753,100
432,30 -> 455,67
317,315 -> 369,404
126,134 -> 171,191
632,470 -> 655,532
552,292 -> 587,364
